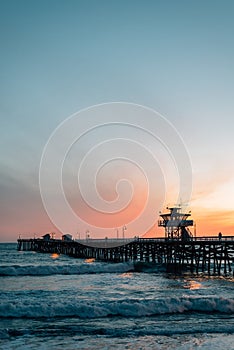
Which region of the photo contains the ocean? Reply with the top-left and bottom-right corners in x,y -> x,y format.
0,243 -> 233,349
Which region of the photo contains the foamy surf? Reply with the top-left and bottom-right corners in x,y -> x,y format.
0,297 -> 233,319
0,262 -> 134,276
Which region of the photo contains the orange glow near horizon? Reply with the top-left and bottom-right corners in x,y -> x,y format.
143,206 -> 234,238
2,206 -> 234,242
67,181 -> 149,229
192,208 -> 234,236
1,181 -> 234,242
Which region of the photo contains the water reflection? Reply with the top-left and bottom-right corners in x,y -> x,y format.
51,253 -> 60,259
184,280 -> 202,290
84,258 -> 95,263
120,272 -> 133,278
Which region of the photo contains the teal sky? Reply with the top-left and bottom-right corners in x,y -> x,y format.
1,0 -> 234,241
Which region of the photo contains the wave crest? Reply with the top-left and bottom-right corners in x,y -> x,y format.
0,297 -> 233,319
0,262 -> 134,276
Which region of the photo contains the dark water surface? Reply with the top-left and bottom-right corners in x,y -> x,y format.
0,243 -> 233,349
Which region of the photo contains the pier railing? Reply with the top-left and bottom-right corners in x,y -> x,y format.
140,236 -> 234,242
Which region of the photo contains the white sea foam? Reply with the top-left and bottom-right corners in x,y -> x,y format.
2,333 -> 234,350
0,262 -> 134,276
0,297 -> 233,319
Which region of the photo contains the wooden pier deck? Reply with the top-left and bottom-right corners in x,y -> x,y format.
17,236 -> 234,275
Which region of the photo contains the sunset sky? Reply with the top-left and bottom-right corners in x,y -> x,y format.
1,0 -> 234,242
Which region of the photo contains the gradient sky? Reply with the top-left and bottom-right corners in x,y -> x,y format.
1,0 -> 234,242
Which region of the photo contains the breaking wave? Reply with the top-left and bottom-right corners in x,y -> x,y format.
0,262 -> 134,276
0,297 -> 233,319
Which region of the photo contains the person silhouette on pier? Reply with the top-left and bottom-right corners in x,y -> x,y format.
218,232 -> 222,241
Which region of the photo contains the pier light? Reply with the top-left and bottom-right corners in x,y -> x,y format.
122,225 -> 127,239
115,228 -> 119,239
86,230 -> 90,240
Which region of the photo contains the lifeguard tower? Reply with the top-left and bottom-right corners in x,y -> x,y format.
158,206 -> 193,240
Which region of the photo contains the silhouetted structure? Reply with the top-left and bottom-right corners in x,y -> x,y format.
158,206 -> 193,240
42,233 -> 51,241
17,235 -> 234,276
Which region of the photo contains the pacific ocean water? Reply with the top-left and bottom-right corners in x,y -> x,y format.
0,243 -> 233,349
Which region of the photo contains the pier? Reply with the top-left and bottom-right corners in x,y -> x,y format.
17,236 -> 234,276
17,208 -> 234,276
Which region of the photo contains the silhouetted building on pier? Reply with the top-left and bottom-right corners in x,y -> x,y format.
158,206 -> 193,240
